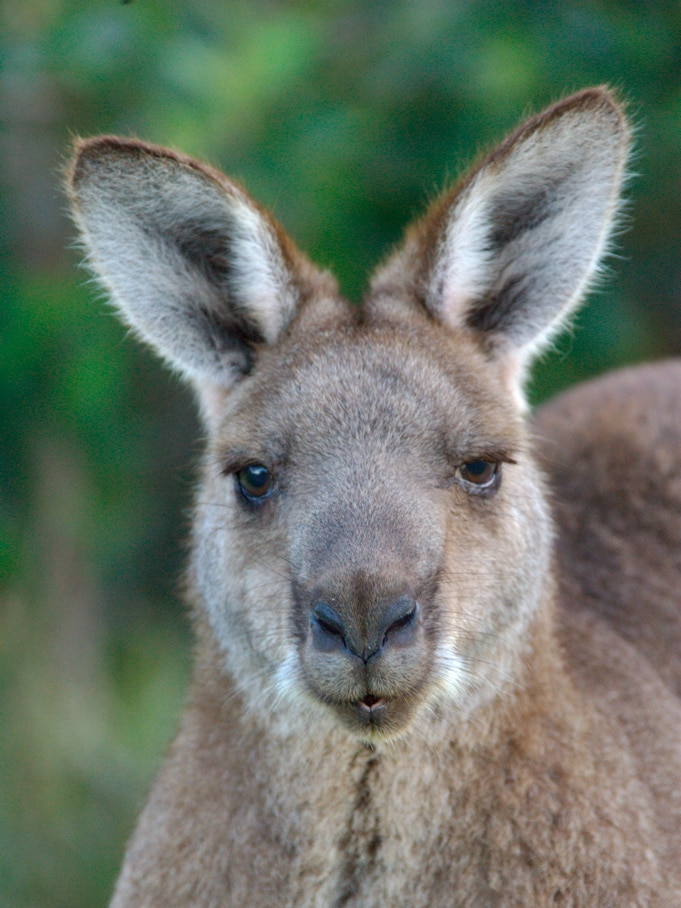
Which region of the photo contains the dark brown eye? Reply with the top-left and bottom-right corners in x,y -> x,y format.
236,464 -> 275,503
457,459 -> 500,493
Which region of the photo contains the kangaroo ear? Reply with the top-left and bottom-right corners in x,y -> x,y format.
67,138 -> 334,423
370,87 -> 631,400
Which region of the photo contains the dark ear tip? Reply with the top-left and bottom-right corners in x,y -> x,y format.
68,136 -> 138,189
566,84 -> 618,107
67,136 -> 236,200
541,86 -> 628,134
481,86 -> 629,180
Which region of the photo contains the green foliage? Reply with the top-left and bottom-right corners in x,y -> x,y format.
2,1 -> 681,904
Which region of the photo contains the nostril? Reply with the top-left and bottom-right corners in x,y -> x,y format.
312,603 -> 344,636
309,596 -> 420,659
382,597 -> 419,647
387,603 -> 418,634
310,603 -> 346,653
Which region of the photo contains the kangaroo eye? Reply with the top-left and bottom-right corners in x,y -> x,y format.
236,464 -> 275,503
457,459 -> 501,494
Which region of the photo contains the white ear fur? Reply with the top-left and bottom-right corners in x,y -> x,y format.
68,139 -> 304,421
371,87 -> 631,401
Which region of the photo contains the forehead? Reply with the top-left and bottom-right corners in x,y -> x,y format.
219,321 -> 521,460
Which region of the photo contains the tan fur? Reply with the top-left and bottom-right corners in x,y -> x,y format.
67,88 -> 681,906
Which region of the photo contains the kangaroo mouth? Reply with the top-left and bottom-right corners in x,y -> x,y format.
341,693 -> 418,741
358,694 -> 385,714
352,694 -> 392,736
302,659 -> 430,740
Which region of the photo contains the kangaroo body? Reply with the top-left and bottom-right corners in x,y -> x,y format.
536,360 -> 681,700
67,89 -> 681,906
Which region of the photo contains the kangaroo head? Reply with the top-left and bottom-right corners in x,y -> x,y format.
68,88 -> 629,742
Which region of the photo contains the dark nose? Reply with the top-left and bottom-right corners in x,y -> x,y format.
310,595 -> 420,662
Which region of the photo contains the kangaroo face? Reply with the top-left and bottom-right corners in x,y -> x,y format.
68,88 -> 629,743
193,319 -> 549,740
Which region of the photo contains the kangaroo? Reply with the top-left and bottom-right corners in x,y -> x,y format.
67,87 -> 681,906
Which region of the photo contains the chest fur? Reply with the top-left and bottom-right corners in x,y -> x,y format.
223,724 -> 658,908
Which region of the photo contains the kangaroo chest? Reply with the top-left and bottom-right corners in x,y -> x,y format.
236,741 -> 495,908
223,724 -> 659,908
249,751 -> 442,908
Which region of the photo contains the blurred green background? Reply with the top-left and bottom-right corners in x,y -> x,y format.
2,1 -> 681,905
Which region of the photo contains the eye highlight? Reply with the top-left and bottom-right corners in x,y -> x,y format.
235,463 -> 276,504
457,459 -> 501,495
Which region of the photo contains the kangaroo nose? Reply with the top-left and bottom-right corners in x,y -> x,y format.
310,596 -> 420,662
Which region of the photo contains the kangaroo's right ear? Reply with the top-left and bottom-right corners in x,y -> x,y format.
67,138 -> 334,423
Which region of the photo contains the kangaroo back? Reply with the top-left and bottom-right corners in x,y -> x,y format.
535,360 -> 681,695
67,88 -> 681,907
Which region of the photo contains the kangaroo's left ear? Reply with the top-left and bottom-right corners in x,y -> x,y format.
370,87 -> 631,401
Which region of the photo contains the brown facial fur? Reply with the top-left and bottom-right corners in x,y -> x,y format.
67,88 -> 681,906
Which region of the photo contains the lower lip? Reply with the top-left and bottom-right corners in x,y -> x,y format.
358,697 -> 386,714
